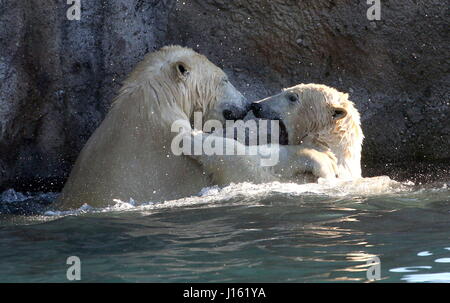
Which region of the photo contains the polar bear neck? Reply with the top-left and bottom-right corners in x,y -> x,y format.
112,47 -> 221,132
112,77 -> 216,138
111,85 -> 186,138
312,105 -> 364,179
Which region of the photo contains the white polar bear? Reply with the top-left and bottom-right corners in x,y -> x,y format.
57,46 -> 250,209
182,84 -> 403,195
252,83 -> 364,180
182,83 -> 363,185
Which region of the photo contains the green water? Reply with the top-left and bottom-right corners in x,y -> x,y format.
0,181 -> 449,282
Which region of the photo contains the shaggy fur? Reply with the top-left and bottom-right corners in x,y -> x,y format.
255,83 -> 364,179
57,46 -> 247,209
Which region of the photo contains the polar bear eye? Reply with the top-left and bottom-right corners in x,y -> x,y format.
178,64 -> 188,76
287,94 -> 298,102
174,62 -> 190,79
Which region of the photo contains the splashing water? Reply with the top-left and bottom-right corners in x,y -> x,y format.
0,176 -> 449,282
45,176 -> 411,217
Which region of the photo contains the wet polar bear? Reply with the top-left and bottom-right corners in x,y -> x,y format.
251,83 -> 364,180
249,83 -> 401,192
57,46 -> 251,209
184,83 -> 363,184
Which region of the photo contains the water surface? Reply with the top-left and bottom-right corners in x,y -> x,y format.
0,178 -> 449,282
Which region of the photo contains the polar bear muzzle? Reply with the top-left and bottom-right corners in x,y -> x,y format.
251,102 -> 289,145
223,104 -> 249,121
220,82 -> 250,121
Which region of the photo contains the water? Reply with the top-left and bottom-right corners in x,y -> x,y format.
0,178 -> 449,283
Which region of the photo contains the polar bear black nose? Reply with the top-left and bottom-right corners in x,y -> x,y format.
223,106 -> 247,121
250,103 -> 262,117
223,109 -> 245,121
223,109 -> 234,120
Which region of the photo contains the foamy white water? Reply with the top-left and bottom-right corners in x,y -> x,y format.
42,176 -> 410,217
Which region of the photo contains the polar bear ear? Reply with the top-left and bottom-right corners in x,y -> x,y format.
332,107 -> 347,120
174,61 -> 190,80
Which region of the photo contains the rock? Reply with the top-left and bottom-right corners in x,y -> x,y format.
0,0 -> 448,190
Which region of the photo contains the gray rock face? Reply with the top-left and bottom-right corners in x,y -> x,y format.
0,0 -> 448,190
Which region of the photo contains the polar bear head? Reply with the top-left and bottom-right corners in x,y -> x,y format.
116,45 -> 249,129
251,83 -> 364,178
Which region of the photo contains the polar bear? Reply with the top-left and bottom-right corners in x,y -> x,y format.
248,83 -> 403,193
251,83 -> 364,179
182,83 -> 362,185
57,46 -> 250,210
183,135 -> 339,185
